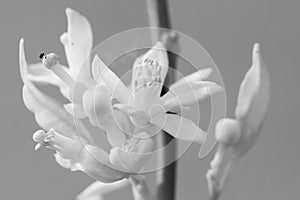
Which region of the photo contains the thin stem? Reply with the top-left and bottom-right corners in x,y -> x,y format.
130,176 -> 152,200
146,1 -> 178,200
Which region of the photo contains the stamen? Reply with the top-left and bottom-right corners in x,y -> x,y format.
134,58 -> 162,89
41,53 -> 75,88
32,129 -> 85,160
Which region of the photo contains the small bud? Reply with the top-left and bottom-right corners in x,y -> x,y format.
215,118 -> 241,146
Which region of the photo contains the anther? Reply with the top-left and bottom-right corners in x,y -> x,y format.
40,53 -> 75,89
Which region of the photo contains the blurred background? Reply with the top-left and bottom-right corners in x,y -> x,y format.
1,0 -> 300,199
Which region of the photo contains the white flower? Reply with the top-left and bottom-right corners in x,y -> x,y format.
20,7 -> 222,186
206,43 -> 271,200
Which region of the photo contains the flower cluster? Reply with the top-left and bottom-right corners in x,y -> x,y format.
20,7 -> 222,190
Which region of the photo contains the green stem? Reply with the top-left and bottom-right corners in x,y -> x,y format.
146,1 -> 178,200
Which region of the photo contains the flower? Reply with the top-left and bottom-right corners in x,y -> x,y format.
90,42 -> 223,144
20,7 -> 222,185
206,43 -> 271,200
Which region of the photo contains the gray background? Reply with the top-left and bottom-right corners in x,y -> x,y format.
1,0 -> 300,199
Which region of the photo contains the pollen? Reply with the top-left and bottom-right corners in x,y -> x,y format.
41,53 -> 59,69
134,58 -> 162,89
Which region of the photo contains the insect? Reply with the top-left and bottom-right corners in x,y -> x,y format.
39,52 -> 45,60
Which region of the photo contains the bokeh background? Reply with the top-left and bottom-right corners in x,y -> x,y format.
1,0 -> 300,199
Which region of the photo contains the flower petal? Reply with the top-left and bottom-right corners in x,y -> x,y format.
54,152 -> 75,169
161,82 -> 223,111
91,55 -> 130,104
77,180 -> 130,200
20,39 -> 91,141
235,43 -> 270,135
78,145 -> 130,183
22,80 -> 94,143
109,132 -> 154,173
60,8 -> 93,85
104,121 -> 127,148
141,42 -> 169,82
33,130 -> 128,183
19,39 -> 70,98
151,114 -> 207,144
169,68 -> 213,90
64,103 -> 87,118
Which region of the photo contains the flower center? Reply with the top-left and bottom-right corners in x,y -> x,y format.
133,58 -> 162,89
130,58 -> 163,112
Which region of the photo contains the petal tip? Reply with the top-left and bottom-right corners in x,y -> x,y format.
154,41 -> 166,50
252,43 -> 261,63
19,38 -> 27,82
65,7 -> 77,17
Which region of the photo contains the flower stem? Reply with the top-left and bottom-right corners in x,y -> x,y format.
146,1 -> 178,200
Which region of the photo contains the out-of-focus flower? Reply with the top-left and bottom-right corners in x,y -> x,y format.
206,43 -> 271,200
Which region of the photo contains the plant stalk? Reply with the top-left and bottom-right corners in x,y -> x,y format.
146,0 -> 178,200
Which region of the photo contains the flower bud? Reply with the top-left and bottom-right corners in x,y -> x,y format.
215,118 -> 241,146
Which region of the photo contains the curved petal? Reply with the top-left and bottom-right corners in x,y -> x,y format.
22,81 -> 94,144
60,8 -> 94,85
92,55 -> 130,104
109,132 -> 154,173
235,43 -> 270,135
169,68 -> 213,90
78,145 -> 130,183
64,103 -> 87,118
151,114 -> 207,144
77,180 -> 130,200
161,82 -> 223,111
54,152 -> 75,169
141,42 -> 169,82
20,43 -> 94,144
33,130 -> 128,183
19,39 -> 70,98
163,81 -> 218,100
103,121 -> 127,148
